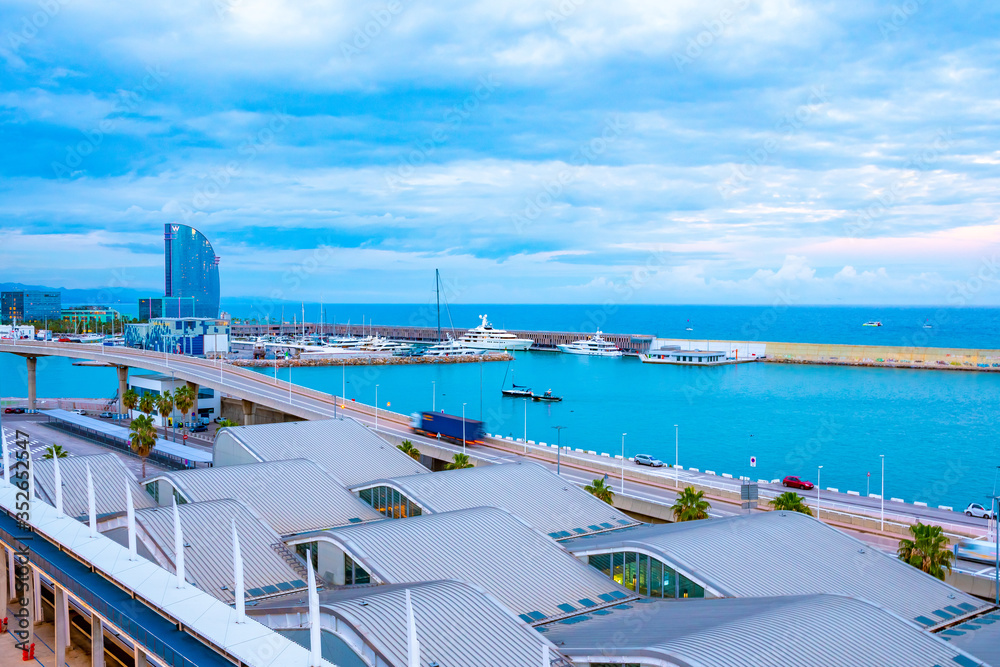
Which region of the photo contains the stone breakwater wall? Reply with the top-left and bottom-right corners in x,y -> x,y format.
763,341 -> 1000,372
230,352 -> 513,368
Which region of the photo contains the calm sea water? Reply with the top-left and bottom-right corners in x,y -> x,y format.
2,305 -> 998,509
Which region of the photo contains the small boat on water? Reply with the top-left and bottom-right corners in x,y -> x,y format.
557,331 -> 623,357
423,334 -> 483,358
532,389 -> 562,402
862,321 -> 883,327
501,365 -> 533,397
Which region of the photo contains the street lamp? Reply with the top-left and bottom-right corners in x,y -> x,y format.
674,424 -> 679,489
817,465 -> 823,516
621,433 -> 627,494
432,380 -> 436,412
552,426 -> 566,476
523,399 -> 528,443
880,454 -> 885,531
462,402 -> 467,455
375,384 -> 379,431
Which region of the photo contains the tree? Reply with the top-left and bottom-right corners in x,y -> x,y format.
138,392 -> 154,417
155,390 -> 174,440
128,414 -> 157,477
584,477 -> 615,504
42,444 -> 67,459
122,388 -> 138,419
173,385 -> 195,437
769,491 -> 813,516
444,453 -> 473,470
218,418 -> 239,428
397,440 -> 420,461
672,486 -> 711,522
898,522 -> 954,580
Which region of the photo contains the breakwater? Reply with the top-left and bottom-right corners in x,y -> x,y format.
229,352 -> 513,368
762,341 -> 1000,372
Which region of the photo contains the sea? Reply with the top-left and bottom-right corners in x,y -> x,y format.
2,305 -> 998,511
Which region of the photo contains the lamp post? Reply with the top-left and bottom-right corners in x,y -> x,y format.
621,433 -> 627,494
523,399 -> 528,443
552,426 -> 566,476
375,384 -> 379,432
880,454 -> 885,531
990,494 -> 1000,606
674,424 -> 679,489
462,403 -> 467,455
816,465 -> 823,517
432,380 -> 436,412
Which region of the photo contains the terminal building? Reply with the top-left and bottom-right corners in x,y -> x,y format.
123,317 -> 230,356
1,289 -> 61,323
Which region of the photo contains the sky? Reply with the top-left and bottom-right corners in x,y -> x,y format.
0,0 -> 999,305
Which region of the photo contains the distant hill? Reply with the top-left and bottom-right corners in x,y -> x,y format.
0,282 -> 155,307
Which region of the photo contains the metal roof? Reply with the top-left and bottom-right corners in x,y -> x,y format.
250,580 -> 567,667
146,459 -> 384,536
43,409 -> 213,463
564,511 -> 992,629
297,506 -> 636,622
367,461 -> 639,539
33,452 -> 155,519
540,594 -> 986,667
128,498 -> 311,605
942,610 -> 1000,667
214,418 -> 428,486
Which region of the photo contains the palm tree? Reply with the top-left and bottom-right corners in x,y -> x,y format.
42,444 -> 68,459
444,453 -> 473,470
155,390 -> 174,440
397,440 -> 420,461
173,385 -> 195,437
128,414 -> 157,477
672,486 -> 711,522
218,418 -> 239,428
138,393 -> 154,417
122,388 -> 138,419
769,491 -> 813,516
584,477 -> 615,504
898,522 -> 954,580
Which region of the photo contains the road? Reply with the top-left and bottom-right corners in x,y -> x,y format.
1,340 -> 993,539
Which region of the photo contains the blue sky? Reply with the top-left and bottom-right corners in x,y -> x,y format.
1,0 -> 998,305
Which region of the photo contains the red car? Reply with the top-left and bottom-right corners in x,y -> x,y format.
782,475 -> 814,490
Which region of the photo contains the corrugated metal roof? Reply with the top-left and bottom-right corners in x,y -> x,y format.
131,498 -> 309,604
371,461 -> 639,539
564,511 -> 991,628
306,506 -> 635,622
33,453 -> 155,519
215,418 -> 428,486
252,580 -> 566,667
541,594 -> 985,667
943,610 -> 1000,666
148,459 -> 384,536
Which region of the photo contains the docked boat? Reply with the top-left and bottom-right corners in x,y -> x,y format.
557,331 -> 622,357
459,315 -> 533,351
422,335 -> 484,358
862,321 -> 883,327
500,364 -> 533,396
356,336 -> 412,354
531,389 -> 562,402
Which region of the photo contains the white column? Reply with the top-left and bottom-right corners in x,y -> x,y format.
125,481 -> 137,560
406,589 -> 420,667
55,586 -> 69,665
232,520 -> 245,623
91,614 -> 106,667
32,567 -> 41,623
0,545 -> 7,615
307,549 -> 321,667
6,548 -> 14,603
86,463 -> 98,538
53,454 -> 64,515
134,646 -> 150,667
172,498 -> 185,588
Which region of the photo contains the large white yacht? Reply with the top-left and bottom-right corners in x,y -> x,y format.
422,334 -> 484,358
557,331 -> 623,357
459,315 -> 533,351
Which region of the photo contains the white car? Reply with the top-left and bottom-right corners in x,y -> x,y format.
964,503 -> 996,519
634,454 -> 665,467
70,409 -> 86,416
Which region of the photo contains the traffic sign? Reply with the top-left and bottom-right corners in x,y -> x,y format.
750,456 -> 757,468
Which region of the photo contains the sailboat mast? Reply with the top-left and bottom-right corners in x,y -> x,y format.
436,269 -> 441,343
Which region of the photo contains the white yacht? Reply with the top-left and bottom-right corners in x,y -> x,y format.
459,315 -> 533,351
356,336 -> 412,354
557,331 -> 623,357
422,334 -> 484,358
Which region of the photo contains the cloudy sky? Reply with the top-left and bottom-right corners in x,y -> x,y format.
1,0 -> 998,305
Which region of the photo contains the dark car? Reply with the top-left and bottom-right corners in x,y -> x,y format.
782,475 -> 814,490
634,454 -> 665,467
190,423 -> 208,433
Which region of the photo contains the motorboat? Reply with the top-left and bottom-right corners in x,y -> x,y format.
531,389 -> 562,402
459,315 -> 533,351
557,331 -> 623,357
862,321 -> 883,327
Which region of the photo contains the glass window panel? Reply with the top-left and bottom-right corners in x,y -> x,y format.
678,573 -> 705,598
589,554 -> 612,576
612,552 -> 623,586
624,552 -> 636,591
354,565 -> 371,585
359,488 -> 372,505
650,560 -> 662,598
661,562 -> 677,598
344,554 -> 354,586
392,489 -> 400,518
637,554 -> 648,596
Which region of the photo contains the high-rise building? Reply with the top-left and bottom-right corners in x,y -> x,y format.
1,290 -> 61,323
164,223 -> 220,318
